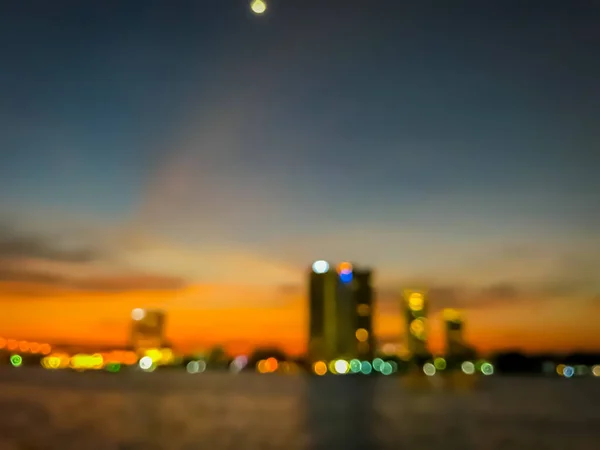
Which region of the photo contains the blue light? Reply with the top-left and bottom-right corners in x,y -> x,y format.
339,271 -> 353,284
563,366 -> 575,378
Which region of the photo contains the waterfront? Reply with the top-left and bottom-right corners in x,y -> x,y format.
0,369 -> 599,449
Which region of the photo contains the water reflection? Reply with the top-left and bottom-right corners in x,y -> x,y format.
305,376 -> 381,450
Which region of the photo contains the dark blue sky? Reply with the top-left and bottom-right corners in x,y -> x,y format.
0,0 -> 599,279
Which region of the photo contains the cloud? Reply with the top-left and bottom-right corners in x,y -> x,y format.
0,222 -> 103,263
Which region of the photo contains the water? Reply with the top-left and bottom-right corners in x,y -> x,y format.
0,368 -> 599,449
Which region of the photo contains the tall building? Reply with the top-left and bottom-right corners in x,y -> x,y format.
443,308 -> 467,358
308,261 -> 374,362
130,308 -> 166,353
403,290 -> 430,360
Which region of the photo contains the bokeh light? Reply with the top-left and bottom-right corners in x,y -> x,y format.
250,0 -> 266,14
434,357 -> 447,370
131,308 -> 145,321
592,365 -> 600,377
408,293 -> 424,311
563,365 -> 575,378
481,362 -> 494,376
461,361 -> 475,375
381,362 -> 393,376
10,354 -> 23,367
349,359 -> 361,373
139,356 -> 153,370
313,361 -> 327,376
312,260 -> 329,274
372,358 -> 384,372
355,328 -> 369,342
423,363 -> 436,376
334,360 -> 349,375
360,361 -> 372,375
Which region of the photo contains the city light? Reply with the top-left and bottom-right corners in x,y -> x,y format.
355,328 -> 369,342
380,362 -> 393,375
409,319 -> 425,337
408,293 -> 424,311
349,359 -> 361,373
131,308 -> 145,321
250,0 -> 266,14
357,304 -> 371,316
481,362 -> 494,376
423,363 -> 436,376
461,361 -> 475,375
10,354 -> 22,367
334,360 -> 349,374
593,365 -> 600,377
312,260 -> 329,274
360,361 -> 372,374
313,361 -> 327,376
434,357 -> 447,370
139,356 -> 153,370
563,365 -> 575,378
372,358 -> 384,372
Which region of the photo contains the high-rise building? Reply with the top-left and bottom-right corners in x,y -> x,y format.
403,290 -> 430,360
308,261 -> 374,362
130,308 -> 166,353
443,308 -> 466,357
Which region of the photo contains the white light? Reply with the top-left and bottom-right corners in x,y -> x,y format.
131,308 -> 145,321
312,260 -> 329,274
334,360 -> 349,374
139,356 -> 153,370
423,363 -> 436,376
186,361 -> 199,374
461,361 -> 475,375
250,0 -> 266,14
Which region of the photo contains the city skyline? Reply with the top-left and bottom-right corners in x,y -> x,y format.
1,1 -> 599,355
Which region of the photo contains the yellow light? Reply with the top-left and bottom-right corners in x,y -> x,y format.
592,365 -> 600,377
145,348 -> 163,362
357,304 -> 371,316
313,361 -> 327,376
443,308 -> 461,322
328,360 -> 338,374
556,364 -> 565,376
257,359 -> 268,373
410,319 -> 425,336
355,328 -> 369,342
250,0 -> 266,14
408,293 -> 424,311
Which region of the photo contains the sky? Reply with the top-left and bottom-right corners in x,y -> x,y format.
1,0 -> 599,355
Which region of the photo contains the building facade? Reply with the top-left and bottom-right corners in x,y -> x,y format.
443,308 -> 469,358
403,290 -> 430,361
130,308 -> 166,353
308,261 -> 374,363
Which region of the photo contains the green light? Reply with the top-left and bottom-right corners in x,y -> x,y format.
349,359 -> 361,373
434,357 -> 447,370
10,355 -> 23,367
360,361 -> 372,374
372,358 -> 383,372
381,362 -> 393,376
106,363 -> 121,373
481,362 -> 494,376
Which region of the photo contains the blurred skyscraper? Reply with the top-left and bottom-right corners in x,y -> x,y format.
443,308 -> 464,357
129,308 -> 166,353
308,261 -> 374,363
403,290 -> 430,361
442,308 -> 476,361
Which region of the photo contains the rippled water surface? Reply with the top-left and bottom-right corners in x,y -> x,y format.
0,369 -> 599,449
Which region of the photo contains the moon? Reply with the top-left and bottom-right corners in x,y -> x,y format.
251,0 -> 267,15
